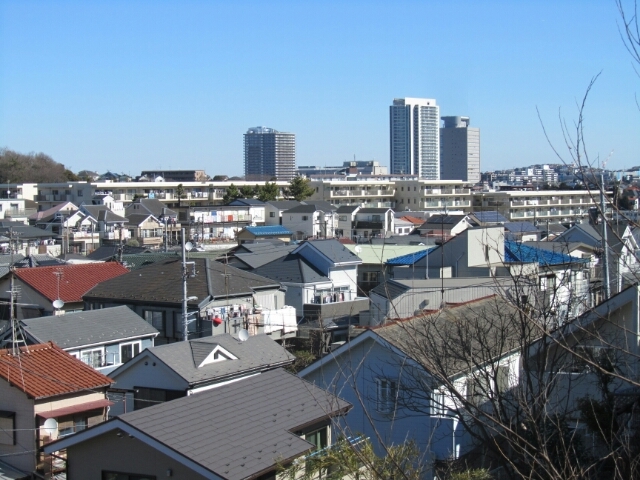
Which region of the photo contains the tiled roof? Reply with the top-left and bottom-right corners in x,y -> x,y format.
400,215 -> 426,225
244,225 -> 292,236
471,211 -> 507,223
117,368 -> 351,480
503,222 -> 539,233
335,205 -> 359,214
0,342 -> 113,399
253,254 -> 328,284
21,306 -> 158,349
14,263 -> 129,302
299,239 -> 362,264
127,334 -> 295,386
423,214 -> 468,226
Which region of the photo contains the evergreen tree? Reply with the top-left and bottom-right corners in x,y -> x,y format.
286,175 -> 315,201
257,182 -> 279,202
222,183 -> 241,204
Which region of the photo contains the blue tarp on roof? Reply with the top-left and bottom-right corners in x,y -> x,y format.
386,248 -> 434,266
245,225 -> 292,236
504,241 -> 588,266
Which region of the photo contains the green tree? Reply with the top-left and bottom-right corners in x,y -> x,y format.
222,183 -> 241,204
286,175 -> 315,201
0,148 -> 75,183
239,185 -> 256,198
257,182 -> 279,202
176,183 -> 185,207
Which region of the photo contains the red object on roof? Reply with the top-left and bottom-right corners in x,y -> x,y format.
14,263 -> 129,303
400,216 -> 425,225
0,342 -> 113,399
37,398 -> 114,418
337,238 -> 356,245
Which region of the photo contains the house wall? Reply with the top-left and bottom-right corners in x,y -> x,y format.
108,351 -> 189,416
328,266 -> 359,294
301,336 -> 461,463
282,212 -> 315,239
0,381 -> 36,473
66,431 -> 211,480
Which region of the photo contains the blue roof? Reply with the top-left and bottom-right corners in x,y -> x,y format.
386,248 -> 434,266
504,241 -> 588,266
244,225 -> 292,237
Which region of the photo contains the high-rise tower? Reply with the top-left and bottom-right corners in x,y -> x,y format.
244,127 -> 296,181
440,116 -> 480,184
389,98 -> 440,179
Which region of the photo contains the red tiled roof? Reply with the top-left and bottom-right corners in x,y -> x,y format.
337,238 -> 356,245
14,263 -> 129,302
0,343 -> 113,399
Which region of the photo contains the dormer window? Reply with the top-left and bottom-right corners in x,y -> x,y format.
198,345 -> 238,367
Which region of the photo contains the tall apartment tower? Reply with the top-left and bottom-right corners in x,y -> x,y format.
244,126 -> 296,181
439,116 -> 480,184
389,97 -> 440,179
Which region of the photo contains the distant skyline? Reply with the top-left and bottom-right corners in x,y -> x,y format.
1,1 -> 639,177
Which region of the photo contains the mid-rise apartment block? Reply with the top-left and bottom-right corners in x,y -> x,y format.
440,116 -> 480,184
244,126 -> 296,181
390,98 -> 440,179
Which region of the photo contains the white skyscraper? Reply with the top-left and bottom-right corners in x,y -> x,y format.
389,97 -> 440,179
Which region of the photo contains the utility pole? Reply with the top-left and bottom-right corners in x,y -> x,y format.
181,228 -> 197,341
600,172 -> 611,299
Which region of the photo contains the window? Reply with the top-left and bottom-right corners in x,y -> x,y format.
0,412 -> 15,445
339,215 -> 348,221
102,472 -> 157,480
77,190 -> 83,197
372,215 -> 381,222
120,342 -> 141,364
269,212 -> 275,217
362,272 -> 379,283
376,378 -> 397,413
144,310 -> 165,332
305,427 -> 328,451
134,387 -> 183,410
302,215 -> 309,221
432,390 -> 446,417
569,346 -> 616,373
81,348 -> 103,368
59,415 -> 88,437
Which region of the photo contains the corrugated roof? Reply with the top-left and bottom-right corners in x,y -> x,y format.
21,306 -> 158,349
244,225 -> 292,236
14,263 -> 129,302
504,240 -> 588,266
0,342 -> 113,399
117,368 -> 350,480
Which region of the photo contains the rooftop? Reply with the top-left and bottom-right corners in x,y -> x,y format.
0,342 -> 113,399
244,225 -> 293,237
14,263 -> 129,303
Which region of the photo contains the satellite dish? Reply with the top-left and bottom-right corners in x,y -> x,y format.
238,329 -> 249,342
185,242 -> 193,251
43,418 -> 58,433
354,245 -> 362,254
52,299 -> 65,309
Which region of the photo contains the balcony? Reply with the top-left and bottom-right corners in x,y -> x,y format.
69,231 -> 100,241
303,297 -> 369,323
102,231 -> 131,240
4,209 -> 37,218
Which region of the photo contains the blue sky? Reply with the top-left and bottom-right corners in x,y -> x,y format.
1,0 -> 639,177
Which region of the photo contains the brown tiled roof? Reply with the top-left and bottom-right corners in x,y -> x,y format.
400,215 -> 425,225
14,263 -> 129,302
0,342 -> 113,399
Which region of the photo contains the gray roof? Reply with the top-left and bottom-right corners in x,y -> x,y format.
135,334 -> 295,386
86,245 -> 151,261
422,214 -> 469,227
20,306 -> 158,349
253,254 -> 328,284
335,205 -> 359,214
285,202 -> 336,214
233,244 -> 296,269
300,239 -> 362,264
125,212 -> 157,225
81,205 -> 127,223
0,224 -> 58,239
357,207 -> 391,213
84,258 -> 281,305
267,200 -> 302,210
503,221 -> 539,233
117,368 -> 350,480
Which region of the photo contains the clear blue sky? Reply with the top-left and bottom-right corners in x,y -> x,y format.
1,0 -> 639,177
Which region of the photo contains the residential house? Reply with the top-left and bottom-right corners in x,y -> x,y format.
417,214 -> 473,242
351,207 -> 395,240
83,258 -> 290,344
281,202 -> 338,239
343,244 -> 428,295
0,221 -> 60,256
190,204 -> 265,241
80,204 -> 131,246
44,368 -> 351,480
503,221 -> 541,242
0,343 -> 113,476
235,225 -> 293,244
227,198 -> 267,224
264,200 -> 303,225
0,306 -> 158,374
393,216 -> 416,235
0,263 -> 129,318
30,202 -> 99,254
0,198 -> 36,224
106,333 -> 294,415
125,213 -> 164,248
300,296 -> 523,470
554,220 -> 639,295
125,198 -> 180,244
335,205 -> 360,238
